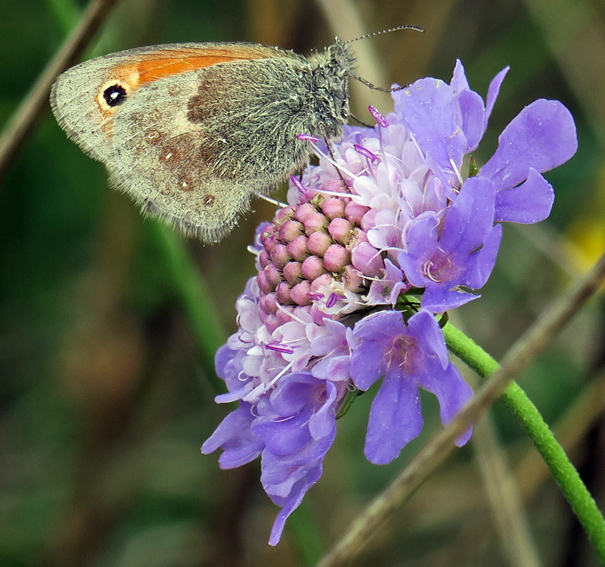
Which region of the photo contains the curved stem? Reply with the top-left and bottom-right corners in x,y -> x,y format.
443,323 -> 605,563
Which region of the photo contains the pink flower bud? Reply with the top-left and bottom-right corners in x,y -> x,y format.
328,218 -> 353,244
304,212 -> 329,235
343,265 -> 365,292
323,244 -> 351,272
346,227 -> 368,250
263,314 -> 278,333
270,244 -> 291,269
276,282 -> 294,304
301,256 -> 325,280
345,201 -> 370,225
307,231 -> 332,256
264,263 -> 282,289
260,225 -> 278,252
360,208 -> 378,232
310,273 -> 333,293
279,219 -> 304,242
257,271 -> 271,294
321,197 -> 346,219
287,235 -> 309,262
294,202 -> 317,223
259,249 -> 270,268
351,241 -> 384,277
283,261 -> 303,285
275,308 -> 293,326
274,206 -> 294,221
322,177 -> 348,193
260,292 -> 278,315
291,281 -> 312,306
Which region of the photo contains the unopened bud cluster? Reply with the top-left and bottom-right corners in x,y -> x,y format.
256,193 -> 377,332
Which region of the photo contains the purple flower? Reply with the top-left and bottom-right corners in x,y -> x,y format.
351,310 -> 473,464
254,372 -> 342,545
203,371 -> 343,546
202,59 -> 578,545
397,177 -> 503,312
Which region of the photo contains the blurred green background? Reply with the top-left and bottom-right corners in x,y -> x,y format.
1,0 -> 605,565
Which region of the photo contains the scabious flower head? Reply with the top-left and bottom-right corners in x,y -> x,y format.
202,60 -> 578,545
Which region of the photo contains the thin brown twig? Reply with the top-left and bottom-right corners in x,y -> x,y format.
317,250 -> 605,567
472,413 -> 542,567
0,0 -> 122,186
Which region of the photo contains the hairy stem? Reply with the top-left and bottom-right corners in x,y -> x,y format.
443,322 -> 605,563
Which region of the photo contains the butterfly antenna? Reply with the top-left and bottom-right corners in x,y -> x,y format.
344,25 -> 424,45
345,25 -> 423,92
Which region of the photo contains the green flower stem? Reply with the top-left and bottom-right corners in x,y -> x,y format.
443,322 -> 605,562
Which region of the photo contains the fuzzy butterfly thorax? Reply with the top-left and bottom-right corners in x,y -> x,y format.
305,40 -> 354,139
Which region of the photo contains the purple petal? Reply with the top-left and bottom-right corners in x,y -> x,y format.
396,77 -> 465,186
215,343 -> 234,378
365,259 -> 407,306
451,61 -> 508,152
267,465 -> 323,546
215,385 -> 253,404
398,215 -> 440,288
253,374 -> 337,455
495,168 -> 554,223
254,411 -> 312,456
485,67 -> 509,124
214,345 -> 253,399
406,310 -> 449,368
263,423 -> 336,545
421,286 -> 480,313
417,363 -> 474,446
457,88 -> 487,152
350,340 -> 384,390
351,311 -> 405,390
465,223 -> 503,289
480,99 -> 578,191
261,431 -> 333,496
365,372 -> 423,464
309,381 -> 338,439
440,177 -> 496,254
312,355 -> 351,381
399,178 -> 499,312
201,404 -> 263,468
352,309 -> 404,342
450,59 -> 470,92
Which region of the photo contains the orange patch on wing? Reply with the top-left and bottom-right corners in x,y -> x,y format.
132,47 -> 276,86
136,56 -> 234,83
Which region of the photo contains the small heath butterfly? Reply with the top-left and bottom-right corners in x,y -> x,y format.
50,40 -> 355,242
